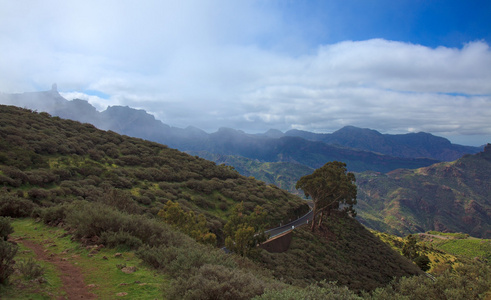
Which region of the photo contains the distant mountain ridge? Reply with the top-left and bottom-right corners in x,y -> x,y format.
0,89 -> 480,167
284,126 -> 480,161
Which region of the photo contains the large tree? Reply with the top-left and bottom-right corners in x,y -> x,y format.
296,161 -> 357,231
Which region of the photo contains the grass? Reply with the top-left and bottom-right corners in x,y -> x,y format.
1,218 -> 168,299
421,231 -> 491,263
432,239 -> 491,263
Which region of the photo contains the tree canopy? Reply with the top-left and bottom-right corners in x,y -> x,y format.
296,161 -> 357,231
158,200 -> 217,245
224,202 -> 268,257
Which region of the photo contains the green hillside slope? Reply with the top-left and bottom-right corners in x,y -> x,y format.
257,211 -> 422,292
0,105 -> 308,238
0,105 -> 459,298
190,151 -> 314,196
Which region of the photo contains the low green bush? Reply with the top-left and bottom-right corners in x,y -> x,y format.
0,194 -> 37,218
40,205 -> 67,226
0,216 -> 13,241
166,264 -> 269,300
0,239 -> 18,284
100,230 -> 143,250
366,261 -> 491,299
17,257 -> 45,280
256,281 -> 362,300
64,201 -> 192,250
137,243 -> 235,277
65,201 -> 126,238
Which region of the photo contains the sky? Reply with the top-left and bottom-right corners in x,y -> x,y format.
0,0 -> 490,146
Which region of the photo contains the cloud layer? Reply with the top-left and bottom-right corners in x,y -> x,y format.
1,1 -> 490,145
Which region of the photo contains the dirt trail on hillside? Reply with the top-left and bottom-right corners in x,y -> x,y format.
17,238 -> 97,299
418,233 -> 451,239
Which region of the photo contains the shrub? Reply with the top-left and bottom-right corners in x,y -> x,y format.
219,202 -> 228,211
166,264 -> 268,300
135,195 -> 152,206
17,257 -> 45,280
0,174 -> 20,187
27,188 -> 49,201
0,166 -> 28,184
100,230 -> 143,250
137,243 -> 235,277
40,205 -> 67,226
158,200 -> 217,245
0,217 -> 13,241
0,239 -> 18,284
98,189 -> 142,215
65,201 -> 130,239
0,194 -> 36,218
26,169 -> 59,186
136,245 -> 170,270
64,201 -> 188,248
413,255 -> 431,272
367,261 -> 491,300
256,281 -> 362,300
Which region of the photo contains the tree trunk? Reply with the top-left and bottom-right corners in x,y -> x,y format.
310,203 -> 317,232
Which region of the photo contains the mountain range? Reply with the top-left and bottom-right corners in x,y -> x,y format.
1,88 -> 488,238
0,88 -> 481,165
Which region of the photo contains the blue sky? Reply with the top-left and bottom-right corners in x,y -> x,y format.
0,0 -> 490,145
278,0 -> 490,48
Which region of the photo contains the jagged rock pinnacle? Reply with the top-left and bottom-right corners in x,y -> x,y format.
51,83 -> 57,92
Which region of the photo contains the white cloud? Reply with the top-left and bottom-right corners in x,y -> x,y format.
59,92 -> 108,112
0,1 -> 490,145
237,40 -> 491,139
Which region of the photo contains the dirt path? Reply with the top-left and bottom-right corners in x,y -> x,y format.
418,233 -> 451,240
17,238 -> 97,300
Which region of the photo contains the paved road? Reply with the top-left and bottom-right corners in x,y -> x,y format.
222,201 -> 313,252
265,201 -> 313,239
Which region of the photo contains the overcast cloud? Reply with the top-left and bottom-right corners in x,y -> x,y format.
0,0 -> 490,145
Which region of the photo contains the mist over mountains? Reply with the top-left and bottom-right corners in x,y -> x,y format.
0,88 -> 481,169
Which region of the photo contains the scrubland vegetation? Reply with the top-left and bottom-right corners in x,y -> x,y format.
0,105 -> 490,299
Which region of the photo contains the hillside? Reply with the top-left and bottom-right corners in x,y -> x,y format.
356,144 -> 491,238
372,230 -> 490,280
419,231 -> 491,263
257,211 -> 423,292
0,105 -> 430,298
191,151 -> 314,195
0,105 -> 308,239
